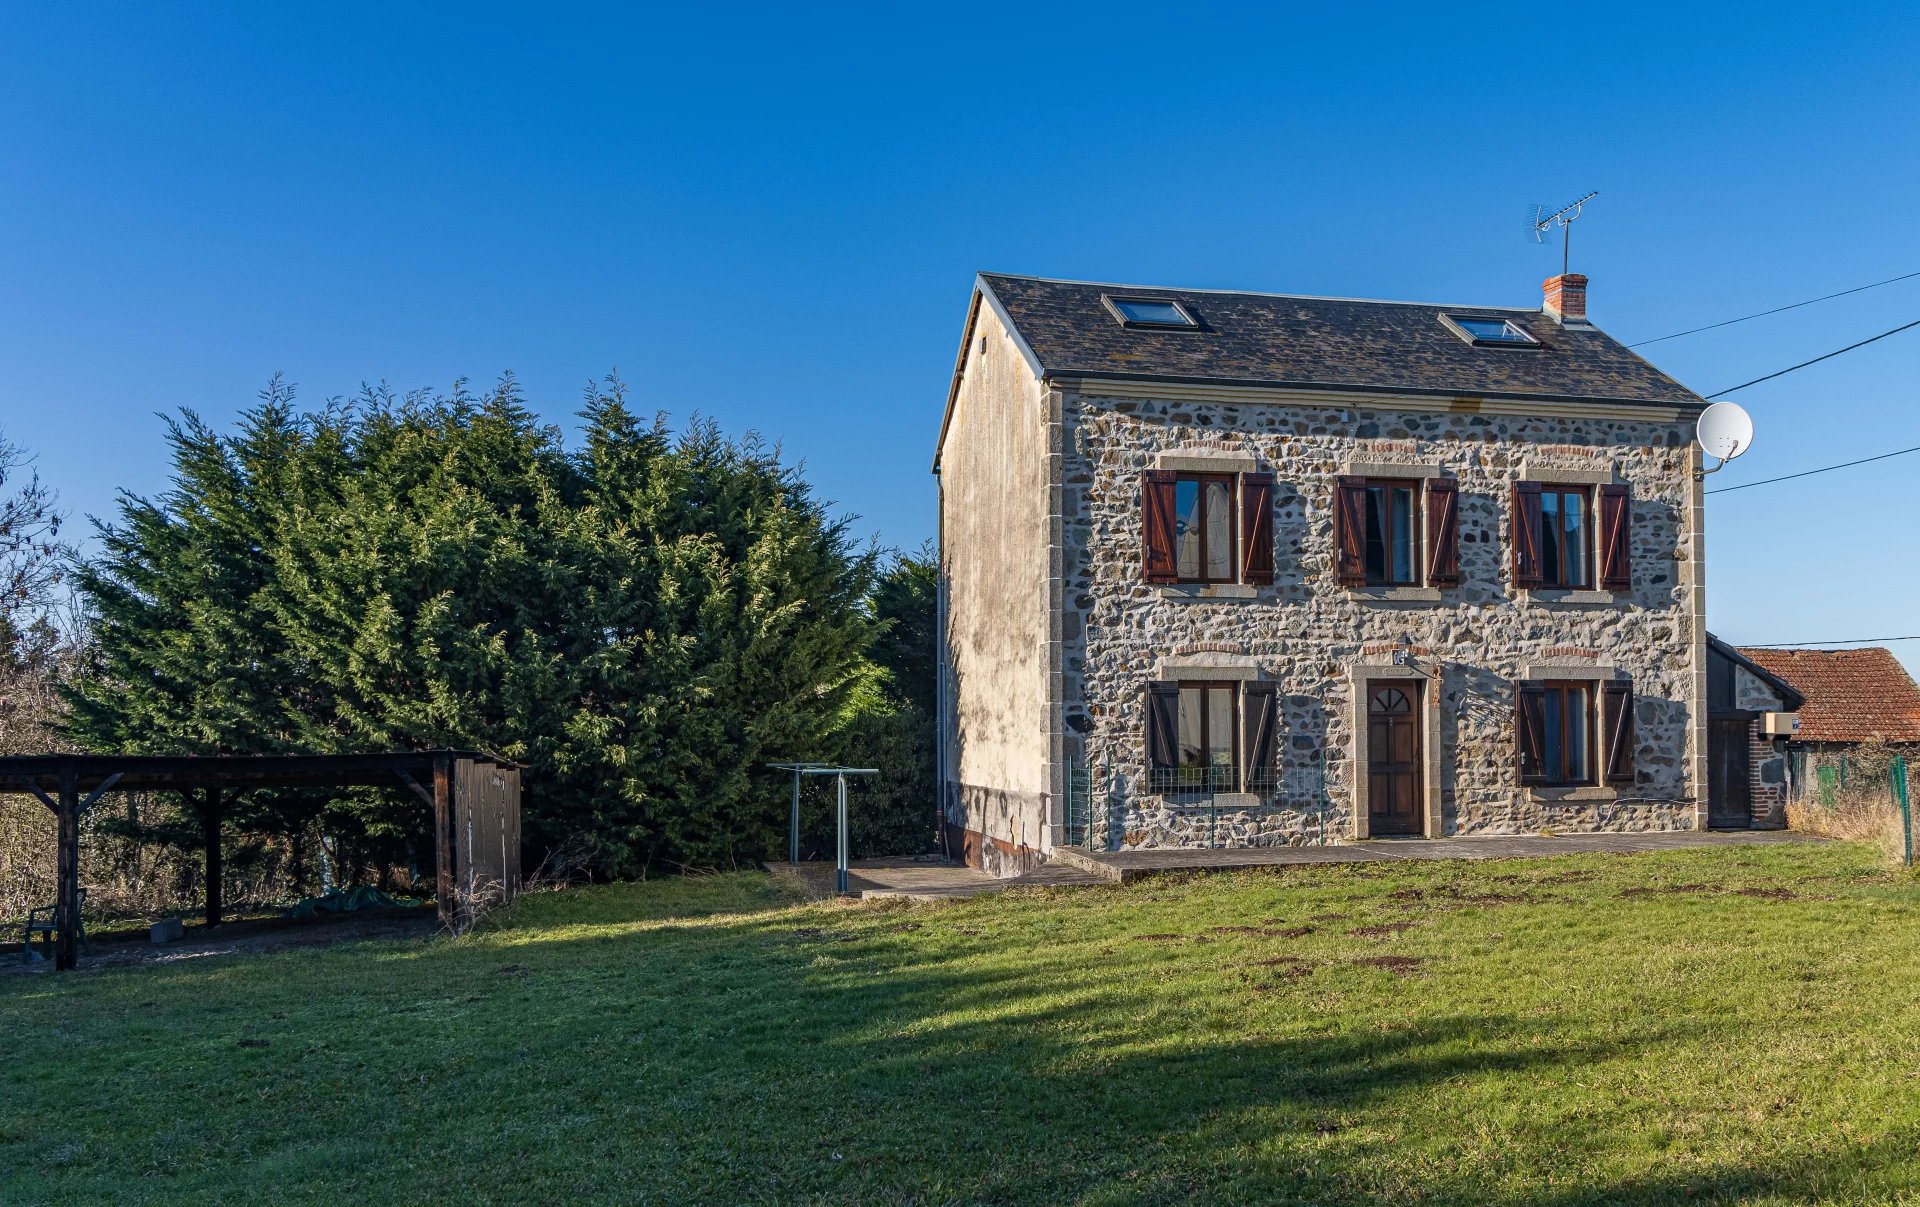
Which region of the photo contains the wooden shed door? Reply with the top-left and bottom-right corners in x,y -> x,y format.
1368,684 -> 1423,835
1708,717 -> 1752,829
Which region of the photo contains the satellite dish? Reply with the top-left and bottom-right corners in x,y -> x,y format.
1696,401 -> 1754,464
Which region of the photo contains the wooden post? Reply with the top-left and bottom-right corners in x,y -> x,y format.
55,766 -> 80,971
433,754 -> 453,928
202,787 -> 225,927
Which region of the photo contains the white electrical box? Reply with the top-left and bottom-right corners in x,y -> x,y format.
1761,712 -> 1800,737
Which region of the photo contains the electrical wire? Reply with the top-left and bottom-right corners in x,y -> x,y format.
1628,269 -> 1920,347
1705,443 -> 1920,494
1703,317 -> 1920,398
1746,636 -> 1920,647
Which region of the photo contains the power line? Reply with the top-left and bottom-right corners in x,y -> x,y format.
1746,636 -> 1920,647
1706,443 -> 1920,495
1704,317 -> 1920,398
1628,269 -> 1920,347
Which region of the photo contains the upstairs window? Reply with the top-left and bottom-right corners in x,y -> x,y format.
1443,314 -> 1539,347
1105,295 -> 1199,329
1362,479 -> 1421,587
1175,474 -> 1235,583
1143,470 -> 1274,586
1515,481 -> 1633,592
1333,475 -> 1460,589
1539,485 -> 1591,589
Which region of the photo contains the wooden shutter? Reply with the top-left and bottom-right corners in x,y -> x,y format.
1602,679 -> 1636,785
1424,477 -> 1460,587
1146,682 -> 1180,772
1511,481 -> 1544,590
1142,470 -> 1179,583
1597,482 -> 1632,592
1240,472 -> 1275,585
1333,475 -> 1368,586
1515,680 -> 1547,786
1242,681 -> 1279,791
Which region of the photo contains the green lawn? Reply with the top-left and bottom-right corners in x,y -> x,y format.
4,843 -> 1919,1205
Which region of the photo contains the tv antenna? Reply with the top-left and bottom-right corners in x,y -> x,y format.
1529,190 -> 1599,276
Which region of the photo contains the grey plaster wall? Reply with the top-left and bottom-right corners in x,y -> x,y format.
1061,392 -> 1704,847
938,303 -> 1054,871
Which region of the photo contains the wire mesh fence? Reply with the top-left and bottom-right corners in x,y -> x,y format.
1787,745 -> 1913,869
1063,757 -> 1335,852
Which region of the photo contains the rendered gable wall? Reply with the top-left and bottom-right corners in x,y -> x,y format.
938,300 -> 1055,873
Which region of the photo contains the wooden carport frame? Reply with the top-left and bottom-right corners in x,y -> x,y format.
0,751 -> 522,970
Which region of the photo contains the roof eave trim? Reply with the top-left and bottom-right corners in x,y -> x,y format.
1044,369 -> 1708,414
932,276 -> 1050,473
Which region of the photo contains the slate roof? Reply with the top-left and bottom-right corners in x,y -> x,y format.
1736,647 -> 1920,744
977,272 -> 1708,409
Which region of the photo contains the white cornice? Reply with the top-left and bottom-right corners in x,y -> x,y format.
1049,376 -> 1688,424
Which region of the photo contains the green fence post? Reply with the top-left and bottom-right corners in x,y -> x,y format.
1893,756 -> 1911,869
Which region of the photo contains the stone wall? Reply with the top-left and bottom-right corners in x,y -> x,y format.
1061,391 -> 1704,848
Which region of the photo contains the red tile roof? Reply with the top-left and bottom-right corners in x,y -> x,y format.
1736,647 -> 1920,744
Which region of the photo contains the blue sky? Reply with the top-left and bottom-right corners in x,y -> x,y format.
4,3 -> 1919,670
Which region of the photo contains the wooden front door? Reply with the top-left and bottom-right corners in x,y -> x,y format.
1708,716 -> 1752,828
1368,683 -> 1423,835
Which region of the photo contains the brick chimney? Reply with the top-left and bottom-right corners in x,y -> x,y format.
1543,273 -> 1588,323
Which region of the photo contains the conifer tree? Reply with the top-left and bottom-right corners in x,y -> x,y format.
65,380 -> 309,920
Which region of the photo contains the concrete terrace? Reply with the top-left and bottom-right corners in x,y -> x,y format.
1051,828 -> 1822,883
775,830 -> 1822,897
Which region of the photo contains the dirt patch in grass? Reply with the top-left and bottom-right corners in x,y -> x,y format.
789,927 -> 857,943
1388,885 -> 1553,911
1240,956 -> 1316,987
1617,883 -> 1798,901
1490,869 -> 1596,886
1352,955 -> 1427,977
1348,921 -> 1418,938
1248,955 -> 1314,971
1209,924 -> 1315,938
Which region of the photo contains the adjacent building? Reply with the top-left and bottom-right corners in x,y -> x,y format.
1736,645 -> 1920,807
935,271 -> 1715,874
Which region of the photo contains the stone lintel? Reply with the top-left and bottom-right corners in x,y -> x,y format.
1343,460 -> 1444,480
1157,655 -> 1261,680
1153,451 -> 1260,473
1521,661 -> 1621,681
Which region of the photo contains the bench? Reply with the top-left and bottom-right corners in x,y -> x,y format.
21,889 -> 88,963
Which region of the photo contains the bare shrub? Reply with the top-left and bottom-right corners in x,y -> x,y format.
1788,742 -> 1915,871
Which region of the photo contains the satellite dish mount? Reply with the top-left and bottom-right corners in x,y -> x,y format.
1694,401 -> 1755,481
1529,190 -> 1599,276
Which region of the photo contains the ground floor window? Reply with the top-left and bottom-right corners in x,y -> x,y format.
1175,681 -> 1237,792
1518,679 -> 1596,786
1147,679 -> 1278,795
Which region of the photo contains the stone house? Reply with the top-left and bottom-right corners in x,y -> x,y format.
934,271 -> 1714,875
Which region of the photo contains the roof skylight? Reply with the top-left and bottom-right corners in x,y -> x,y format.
1105,296 -> 1199,329
1444,315 -> 1539,347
